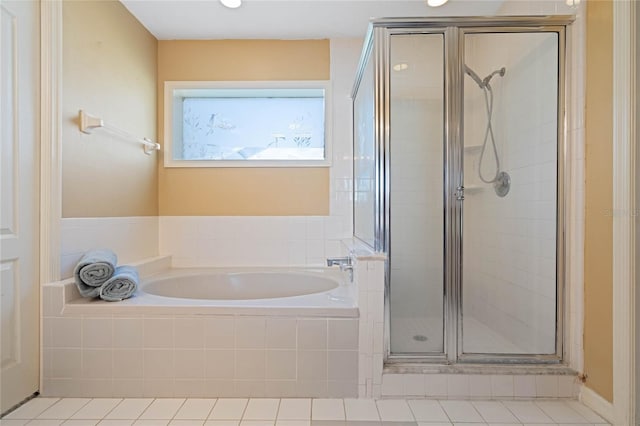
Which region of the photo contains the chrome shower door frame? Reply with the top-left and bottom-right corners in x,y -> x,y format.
455,24 -> 568,364
351,16 -> 573,366
383,26 -> 452,363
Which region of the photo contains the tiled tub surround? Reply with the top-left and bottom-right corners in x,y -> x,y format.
42,258 -> 359,398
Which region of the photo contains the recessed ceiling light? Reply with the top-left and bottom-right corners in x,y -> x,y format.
427,0 -> 449,7
221,0 -> 242,8
566,0 -> 580,6
393,63 -> 409,72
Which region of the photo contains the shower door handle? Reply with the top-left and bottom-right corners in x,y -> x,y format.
456,186 -> 465,201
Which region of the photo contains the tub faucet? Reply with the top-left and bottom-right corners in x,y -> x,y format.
326,257 -> 353,282
326,257 -> 351,267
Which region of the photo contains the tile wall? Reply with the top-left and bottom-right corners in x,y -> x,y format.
60,217 -> 159,279
159,216 -> 350,268
352,253 -> 386,398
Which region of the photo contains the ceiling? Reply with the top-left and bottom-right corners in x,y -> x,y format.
120,0 -> 507,40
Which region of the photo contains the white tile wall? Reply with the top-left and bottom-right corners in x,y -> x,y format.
60,217 -> 159,279
159,216 -> 347,268
350,247 -> 386,398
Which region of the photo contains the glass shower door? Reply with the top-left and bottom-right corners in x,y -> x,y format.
388,33 -> 445,355
461,31 -> 560,356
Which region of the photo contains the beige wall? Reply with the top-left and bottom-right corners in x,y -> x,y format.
157,40 -> 330,216
583,0 -> 613,402
62,0 -> 158,217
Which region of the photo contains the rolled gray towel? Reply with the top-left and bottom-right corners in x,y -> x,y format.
99,265 -> 139,302
73,249 -> 117,298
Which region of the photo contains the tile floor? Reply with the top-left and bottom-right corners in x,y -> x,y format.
1,397 -> 610,426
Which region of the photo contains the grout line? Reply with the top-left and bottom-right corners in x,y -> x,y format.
238,398 -> 249,421
96,398 -> 125,421
136,399 -> 157,421
65,399 -> 94,421
436,400 -> 454,424
169,399 -> 189,422
206,398 -> 221,421
273,399 -> 281,422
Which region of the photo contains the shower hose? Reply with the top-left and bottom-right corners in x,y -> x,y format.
477,82 -> 501,184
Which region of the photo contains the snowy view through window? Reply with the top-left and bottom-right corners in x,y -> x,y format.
181,96 -> 325,161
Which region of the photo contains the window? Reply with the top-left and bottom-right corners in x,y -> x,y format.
164,81 -> 331,167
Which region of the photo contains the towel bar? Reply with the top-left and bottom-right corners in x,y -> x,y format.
79,110 -> 160,155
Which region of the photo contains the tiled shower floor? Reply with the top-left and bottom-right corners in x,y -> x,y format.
1,397 -> 610,426
391,317 -> 523,353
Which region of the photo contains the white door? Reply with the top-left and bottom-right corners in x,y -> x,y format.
0,0 -> 40,413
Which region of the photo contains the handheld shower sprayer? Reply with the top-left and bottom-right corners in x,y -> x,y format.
463,64 -> 510,197
482,67 -> 506,88
464,65 -> 484,89
464,65 -> 506,89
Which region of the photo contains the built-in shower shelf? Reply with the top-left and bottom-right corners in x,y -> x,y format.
464,145 -> 483,153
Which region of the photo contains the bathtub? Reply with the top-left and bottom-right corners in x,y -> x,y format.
143,269 -> 339,300
43,259 -> 360,397
63,266 -> 357,316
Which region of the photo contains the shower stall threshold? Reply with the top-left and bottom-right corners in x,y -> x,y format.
379,363 -> 581,398
383,362 -> 578,376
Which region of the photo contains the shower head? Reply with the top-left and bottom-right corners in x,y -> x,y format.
482,67 -> 506,88
465,65 -> 506,90
464,65 -> 484,89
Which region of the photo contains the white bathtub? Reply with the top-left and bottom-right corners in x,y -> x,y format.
142,269 -> 340,300
64,266 -> 358,317
44,260 -> 360,397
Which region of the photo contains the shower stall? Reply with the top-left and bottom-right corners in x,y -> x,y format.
352,16 -> 572,364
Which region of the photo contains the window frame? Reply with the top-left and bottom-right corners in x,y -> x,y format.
163,80 -> 332,168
